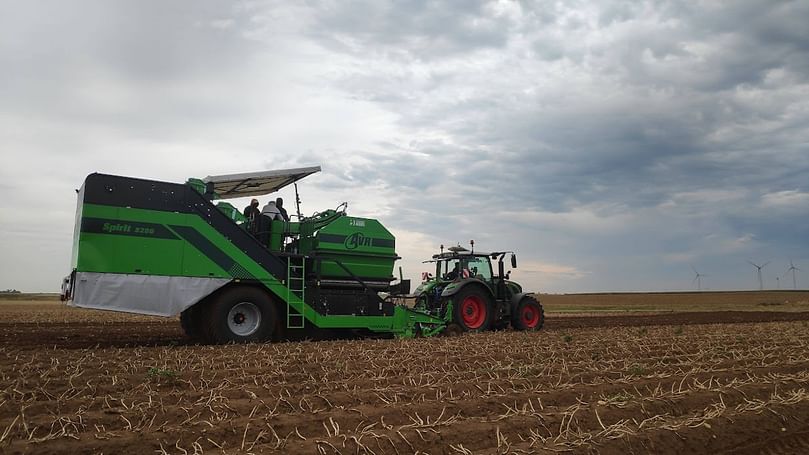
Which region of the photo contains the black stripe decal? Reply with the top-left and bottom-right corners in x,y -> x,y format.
81,217 -> 179,240
372,238 -> 394,248
318,234 -> 346,244
170,225 -> 256,279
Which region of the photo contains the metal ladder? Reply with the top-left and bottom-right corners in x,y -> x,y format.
286,256 -> 305,328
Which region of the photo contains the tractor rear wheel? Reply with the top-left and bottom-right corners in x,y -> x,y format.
452,287 -> 493,332
206,287 -> 277,344
512,295 -> 544,331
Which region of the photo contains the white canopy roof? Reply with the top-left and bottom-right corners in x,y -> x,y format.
203,166 -> 321,198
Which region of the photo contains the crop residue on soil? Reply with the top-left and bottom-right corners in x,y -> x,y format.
1,299 -> 809,453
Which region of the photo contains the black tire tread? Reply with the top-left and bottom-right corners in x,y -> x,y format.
206,287 -> 277,344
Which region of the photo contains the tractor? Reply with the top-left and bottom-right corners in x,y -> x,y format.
412,244 -> 544,333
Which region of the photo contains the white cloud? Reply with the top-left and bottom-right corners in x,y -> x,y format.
500,207 -> 638,234
760,190 -> 809,209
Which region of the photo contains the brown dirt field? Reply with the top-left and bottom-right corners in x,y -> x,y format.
540,290 -> 809,314
2,296 -> 809,453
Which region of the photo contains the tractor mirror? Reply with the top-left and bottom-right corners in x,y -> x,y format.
511,254 -> 517,268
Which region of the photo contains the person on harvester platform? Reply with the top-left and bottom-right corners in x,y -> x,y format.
275,197 -> 290,222
261,200 -> 282,220
243,198 -> 260,234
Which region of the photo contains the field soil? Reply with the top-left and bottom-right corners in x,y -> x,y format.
2,292 -> 809,454
541,290 -> 809,314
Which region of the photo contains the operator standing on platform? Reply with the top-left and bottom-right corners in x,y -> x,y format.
243,198 -> 260,234
276,197 -> 290,222
243,198 -> 260,219
261,199 -> 282,220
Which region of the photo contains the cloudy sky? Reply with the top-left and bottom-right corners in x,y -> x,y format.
2,0 -> 808,293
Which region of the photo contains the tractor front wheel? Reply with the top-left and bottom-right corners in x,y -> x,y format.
452,287 -> 493,332
512,295 -> 544,331
206,287 -> 278,344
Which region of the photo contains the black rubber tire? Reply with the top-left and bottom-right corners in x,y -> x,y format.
205,287 -> 277,344
179,304 -> 208,343
451,285 -> 494,332
511,295 -> 545,331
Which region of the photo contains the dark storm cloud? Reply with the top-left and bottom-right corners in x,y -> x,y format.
292,0 -> 809,289
307,0 -> 809,191
305,0 -> 514,58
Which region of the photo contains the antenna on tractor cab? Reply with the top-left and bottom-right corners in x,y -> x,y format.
440,244 -> 444,254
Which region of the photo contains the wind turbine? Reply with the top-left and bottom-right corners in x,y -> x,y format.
691,266 -> 706,291
748,261 -> 769,290
785,260 -> 801,289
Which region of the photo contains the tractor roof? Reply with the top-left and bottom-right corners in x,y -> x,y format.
203,166 -> 321,198
431,250 -> 491,260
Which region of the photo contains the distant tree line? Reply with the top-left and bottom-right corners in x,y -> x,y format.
0,289 -> 21,294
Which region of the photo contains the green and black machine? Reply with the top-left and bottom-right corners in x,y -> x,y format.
60,167 -> 542,343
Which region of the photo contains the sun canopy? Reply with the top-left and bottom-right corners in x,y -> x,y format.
202,166 -> 321,198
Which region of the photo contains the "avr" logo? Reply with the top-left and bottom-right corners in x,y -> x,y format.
345,232 -> 372,250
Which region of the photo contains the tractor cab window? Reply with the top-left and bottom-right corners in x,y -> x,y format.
440,259 -> 463,280
466,256 -> 493,282
438,256 -> 492,281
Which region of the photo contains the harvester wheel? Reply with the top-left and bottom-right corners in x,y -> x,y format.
452,287 -> 493,332
512,295 -> 544,331
180,304 -> 208,343
206,287 -> 277,344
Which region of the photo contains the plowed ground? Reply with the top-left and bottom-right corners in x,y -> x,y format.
2,296 -> 809,454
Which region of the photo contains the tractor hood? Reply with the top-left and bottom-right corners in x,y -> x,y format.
411,279 -> 440,298
202,166 -> 321,198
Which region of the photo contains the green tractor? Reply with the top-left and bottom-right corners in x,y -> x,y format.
412,244 -> 544,333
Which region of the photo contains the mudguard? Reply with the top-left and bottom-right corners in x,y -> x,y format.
505,280 -> 523,295
510,292 -> 532,311
410,280 -> 437,298
440,278 -> 495,300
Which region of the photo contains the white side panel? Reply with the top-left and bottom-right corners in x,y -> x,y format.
70,272 -> 230,317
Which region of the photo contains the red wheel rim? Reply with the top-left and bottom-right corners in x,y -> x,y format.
521,303 -> 540,328
460,296 -> 487,329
